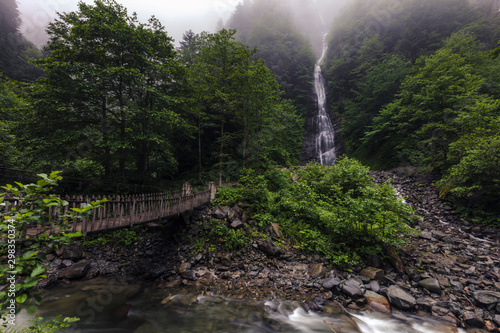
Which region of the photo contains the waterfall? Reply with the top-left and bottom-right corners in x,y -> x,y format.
314,33 -> 336,165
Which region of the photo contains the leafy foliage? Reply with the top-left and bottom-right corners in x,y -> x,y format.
216,159 -> 418,266
22,0 -> 190,183
181,29 -> 304,183
0,172 -> 104,314
323,0 -> 500,221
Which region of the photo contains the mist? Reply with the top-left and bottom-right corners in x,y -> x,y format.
17,0 -> 244,47
17,0 -> 349,48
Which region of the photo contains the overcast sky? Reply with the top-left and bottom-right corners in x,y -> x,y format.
18,0 -> 243,46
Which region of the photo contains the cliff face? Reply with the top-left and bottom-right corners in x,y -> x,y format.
468,0 -> 500,14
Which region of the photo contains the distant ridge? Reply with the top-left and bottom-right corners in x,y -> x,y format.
468,0 -> 500,14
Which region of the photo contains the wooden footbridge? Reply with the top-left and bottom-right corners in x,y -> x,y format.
2,182 -> 220,237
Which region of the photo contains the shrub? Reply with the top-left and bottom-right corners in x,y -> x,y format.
0,172 -> 104,315
216,157 -> 418,266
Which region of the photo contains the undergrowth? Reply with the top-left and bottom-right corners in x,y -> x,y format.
213,157 -> 419,266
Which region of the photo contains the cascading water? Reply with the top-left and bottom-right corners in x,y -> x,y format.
314,33 -> 337,165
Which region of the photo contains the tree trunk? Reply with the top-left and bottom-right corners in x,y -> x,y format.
219,120 -> 224,187
102,97 -> 110,178
198,118 -> 202,182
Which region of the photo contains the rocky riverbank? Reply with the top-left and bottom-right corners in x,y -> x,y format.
41,168 -> 500,332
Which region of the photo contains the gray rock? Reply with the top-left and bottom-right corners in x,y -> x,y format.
181,270 -> 197,281
473,290 -> 500,305
386,285 -> 416,310
230,219 -> 244,229
369,280 -> 381,293
418,278 -> 441,294
59,261 -> 90,279
323,277 -> 342,290
257,238 -> 283,257
494,314 -> 500,327
61,259 -> 74,267
60,244 -> 84,260
211,206 -> 226,219
342,278 -> 364,298
360,267 -> 384,280
227,206 -> 241,222
420,231 -> 434,240
449,279 -> 463,292
464,311 -> 484,328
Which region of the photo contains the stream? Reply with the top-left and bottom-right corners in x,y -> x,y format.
14,277 -> 465,333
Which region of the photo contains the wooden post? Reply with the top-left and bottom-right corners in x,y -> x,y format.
81,196 -> 88,236
208,182 -> 217,201
131,196 -> 136,226
117,195 -> 122,227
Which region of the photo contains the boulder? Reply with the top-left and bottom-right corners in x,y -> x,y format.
230,219 -> 244,229
177,262 -> 191,274
307,263 -> 326,278
369,280 -> 381,293
211,206 -> 226,219
323,277 -> 342,290
60,244 -> 84,260
473,290 -> 500,306
386,285 -> 416,310
464,311 -> 485,328
418,277 -> 441,294
342,278 -> 364,298
360,267 -> 384,280
59,261 -> 90,279
365,290 -> 391,314
181,270 -> 197,281
227,206 -> 241,222
257,238 -> 283,257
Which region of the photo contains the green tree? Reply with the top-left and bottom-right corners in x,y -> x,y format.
22,0 -> 189,184
187,29 -> 304,182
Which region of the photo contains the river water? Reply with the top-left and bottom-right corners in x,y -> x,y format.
12,277 -> 464,333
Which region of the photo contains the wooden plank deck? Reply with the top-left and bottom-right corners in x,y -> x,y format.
3,182 -> 218,237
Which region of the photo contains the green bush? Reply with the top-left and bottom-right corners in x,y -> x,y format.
0,172 -> 105,315
217,157 -> 418,266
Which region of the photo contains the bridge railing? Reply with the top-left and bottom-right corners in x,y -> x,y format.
1,182 -> 218,236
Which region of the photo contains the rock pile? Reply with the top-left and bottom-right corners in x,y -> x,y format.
42,168 -> 500,332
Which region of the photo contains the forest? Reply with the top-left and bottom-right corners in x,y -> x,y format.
322,0 -> 500,222
1,0 -> 499,223
1,0 -> 500,323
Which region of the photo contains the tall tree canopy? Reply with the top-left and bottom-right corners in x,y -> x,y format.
180,29 -> 304,183
20,0 -> 190,183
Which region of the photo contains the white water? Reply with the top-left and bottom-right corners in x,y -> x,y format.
268,305 -> 466,333
315,32 -> 337,165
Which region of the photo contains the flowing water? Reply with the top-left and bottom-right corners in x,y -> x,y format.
314,33 -> 337,165
12,278 -> 464,333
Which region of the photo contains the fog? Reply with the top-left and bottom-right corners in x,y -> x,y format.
17,0 -> 349,47
17,0 -> 243,46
